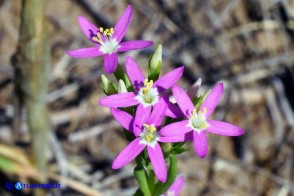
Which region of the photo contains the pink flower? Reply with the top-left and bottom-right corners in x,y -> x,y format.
99,56 -> 184,108
162,176 -> 184,196
160,83 -> 245,158
110,97 -> 191,182
66,5 -> 153,74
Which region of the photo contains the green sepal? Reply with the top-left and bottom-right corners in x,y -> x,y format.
152,155 -> 177,196
193,89 -> 211,110
134,165 -> 151,196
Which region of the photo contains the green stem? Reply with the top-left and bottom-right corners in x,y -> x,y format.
152,155 -> 177,196
134,155 -> 151,196
113,64 -> 133,91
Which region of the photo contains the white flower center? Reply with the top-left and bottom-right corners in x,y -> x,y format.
187,107 -> 208,133
139,124 -> 159,148
135,79 -> 159,108
92,27 -> 120,54
167,191 -> 175,196
100,39 -> 120,54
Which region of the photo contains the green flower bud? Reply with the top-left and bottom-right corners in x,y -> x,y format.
148,44 -> 162,81
101,74 -> 117,95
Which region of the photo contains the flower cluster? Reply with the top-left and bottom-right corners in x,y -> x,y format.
67,4 -> 244,195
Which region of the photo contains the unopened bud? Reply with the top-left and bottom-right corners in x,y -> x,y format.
101,74 -> 117,95
148,44 -> 162,81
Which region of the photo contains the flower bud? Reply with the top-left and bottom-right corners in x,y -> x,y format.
101,74 -> 117,95
148,44 -> 162,81
118,79 -> 128,93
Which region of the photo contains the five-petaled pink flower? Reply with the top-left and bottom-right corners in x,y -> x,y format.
99,56 -> 184,108
160,83 -> 245,158
66,5 -> 153,74
110,97 -> 190,182
162,176 -> 184,196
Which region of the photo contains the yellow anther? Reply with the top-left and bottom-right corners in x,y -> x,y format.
142,87 -> 148,95
149,125 -> 156,132
110,27 -> 114,32
92,37 -> 100,43
198,110 -> 202,115
99,27 -> 104,32
203,107 -> 207,114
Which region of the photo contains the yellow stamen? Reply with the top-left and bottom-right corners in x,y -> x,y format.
99,27 -> 104,32
203,107 -> 207,114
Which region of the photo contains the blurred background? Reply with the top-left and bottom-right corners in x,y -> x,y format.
0,0 -> 294,195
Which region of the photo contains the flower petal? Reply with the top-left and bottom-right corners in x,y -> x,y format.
147,143 -> 167,182
167,176 -> 185,195
147,95 -> 168,127
200,83 -> 224,118
154,66 -> 184,94
125,56 -> 145,91
165,102 -> 185,118
110,108 -> 134,132
112,138 -> 145,169
78,16 -> 98,40
172,85 -> 194,117
160,120 -> 191,136
193,131 -> 208,158
66,47 -> 103,58
99,92 -> 138,107
113,5 -> 132,43
206,120 -> 245,136
159,132 -> 193,143
117,41 -> 153,52
104,53 -> 118,74
133,104 -> 151,136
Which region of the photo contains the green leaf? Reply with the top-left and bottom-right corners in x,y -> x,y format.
0,156 -> 15,173
134,166 -> 151,196
152,155 -> 177,196
170,147 -> 189,154
172,142 -> 186,149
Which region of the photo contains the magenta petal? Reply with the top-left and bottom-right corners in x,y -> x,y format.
172,85 -> 194,117
110,108 -> 134,132
104,53 -> 118,74
165,102 -> 185,118
117,41 -> 153,52
193,131 -> 208,158
159,132 -> 193,143
147,143 -> 167,182
78,16 -> 98,40
160,120 -> 191,136
154,66 -> 184,94
147,96 -> 168,127
99,92 -> 138,107
113,5 -> 132,43
66,47 -> 103,58
167,176 -> 185,195
125,56 -> 145,91
133,104 -> 151,137
112,138 -> 145,169
206,120 -> 244,136
200,83 -> 224,118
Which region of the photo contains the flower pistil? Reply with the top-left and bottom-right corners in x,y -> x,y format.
188,107 -> 208,133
